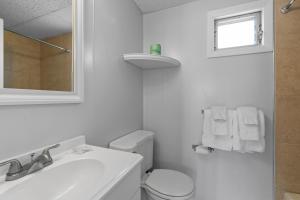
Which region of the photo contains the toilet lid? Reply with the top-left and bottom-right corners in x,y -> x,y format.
145,169 -> 194,197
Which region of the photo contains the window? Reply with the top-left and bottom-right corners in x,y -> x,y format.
215,12 -> 263,50
207,0 -> 273,58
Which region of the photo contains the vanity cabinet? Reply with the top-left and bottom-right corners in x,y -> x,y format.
101,164 -> 141,200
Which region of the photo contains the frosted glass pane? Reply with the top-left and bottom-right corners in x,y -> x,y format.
217,19 -> 256,49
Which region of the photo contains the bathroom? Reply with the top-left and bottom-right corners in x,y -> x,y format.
0,0 -> 297,200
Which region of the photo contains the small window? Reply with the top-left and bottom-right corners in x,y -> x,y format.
207,0 -> 273,58
215,12 -> 263,50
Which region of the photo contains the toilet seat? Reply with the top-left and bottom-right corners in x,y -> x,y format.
143,169 -> 194,200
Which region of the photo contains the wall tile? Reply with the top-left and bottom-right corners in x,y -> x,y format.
275,0 -> 300,198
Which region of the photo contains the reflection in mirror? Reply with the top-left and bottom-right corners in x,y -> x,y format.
0,0 -> 73,92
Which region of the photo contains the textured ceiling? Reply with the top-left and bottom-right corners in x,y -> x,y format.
0,0 -> 200,39
134,0 -> 199,13
0,0 -> 72,39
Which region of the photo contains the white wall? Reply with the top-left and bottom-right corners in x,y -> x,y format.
0,0 -> 143,160
143,1 -> 274,200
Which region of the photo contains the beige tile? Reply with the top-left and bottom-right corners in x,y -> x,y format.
4,31 -> 41,90
275,0 -> 300,198
276,143 -> 300,182
40,33 -> 73,92
3,31 -> 72,91
276,95 -> 300,144
275,2 -> 300,96
276,64 -> 300,96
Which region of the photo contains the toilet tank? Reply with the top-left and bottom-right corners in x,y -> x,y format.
109,130 -> 154,175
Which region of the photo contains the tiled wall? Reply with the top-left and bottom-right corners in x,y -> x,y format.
3,31 -> 72,91
40,33 -> 73,91
4,31 -> 41,90
275,0 -> 300,199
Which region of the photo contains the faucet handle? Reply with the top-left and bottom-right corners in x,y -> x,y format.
0,159 -> 23,175
40,144 -> 60,164
42,144 -> 60,154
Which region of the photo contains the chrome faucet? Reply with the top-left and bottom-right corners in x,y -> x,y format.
0,144 -> 60,181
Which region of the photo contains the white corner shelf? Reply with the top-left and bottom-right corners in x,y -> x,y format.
123,53 -> 181,69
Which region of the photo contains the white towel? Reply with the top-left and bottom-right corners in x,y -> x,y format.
238,107 -> 259,125
212,119 -> 228,136
237,107 -> 260,141
232,111 -> 241,151
212,106 -> 227,120
202,109 -> 233,151
211,107 -> 228,136
233,110 -> 265,153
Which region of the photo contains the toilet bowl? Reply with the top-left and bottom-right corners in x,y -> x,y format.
142,169 -> 194,200
109,130 -> 194,200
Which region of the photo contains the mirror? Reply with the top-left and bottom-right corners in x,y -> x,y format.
0,0 -> 73,92
0,0 -> 85,105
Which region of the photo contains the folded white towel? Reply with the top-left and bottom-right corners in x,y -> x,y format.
238,107 -> 258,125
237,107 -> 260,141
212,119 -> 228,136
212,106 -> 227,120
202,109 -> 233,151
211,106 -> 228,136
233,110 -> 265,153
232,111 -> 241,151
244,110 -> 265,153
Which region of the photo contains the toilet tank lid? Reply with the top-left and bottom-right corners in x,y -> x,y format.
109,130 -> 154,152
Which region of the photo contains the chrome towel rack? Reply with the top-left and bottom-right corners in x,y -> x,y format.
281,0 -> 296,14
192,108 -> 215,154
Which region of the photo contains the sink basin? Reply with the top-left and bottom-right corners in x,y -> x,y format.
0,143 -> 142,200
0,159 -> 105,200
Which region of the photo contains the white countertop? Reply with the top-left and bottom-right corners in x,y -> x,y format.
0,144 -> 143,200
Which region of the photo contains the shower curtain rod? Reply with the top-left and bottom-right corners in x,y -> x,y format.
4,29 -> 71,53
281,0 -> 296,14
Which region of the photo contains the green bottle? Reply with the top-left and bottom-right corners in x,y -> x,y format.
150,44 -> 161,55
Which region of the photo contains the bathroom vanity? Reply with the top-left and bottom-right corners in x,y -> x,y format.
0,137 -> 142,200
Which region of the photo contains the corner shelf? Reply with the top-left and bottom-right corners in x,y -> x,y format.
123,53 -> 181,69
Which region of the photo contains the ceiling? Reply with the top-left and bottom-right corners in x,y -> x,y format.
0,0 -> 72,39
0,0 -> 200,39
134,0 -> 200,14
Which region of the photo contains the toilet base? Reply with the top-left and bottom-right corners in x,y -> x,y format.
145,190 -> 165,200
142,187 -> 193,200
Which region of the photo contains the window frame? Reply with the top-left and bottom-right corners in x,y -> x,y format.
207,0 -> 273,58
215,11 -> 262,50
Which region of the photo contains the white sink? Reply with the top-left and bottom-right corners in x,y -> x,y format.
0,159 -> 104,200
0,145 -> 142,200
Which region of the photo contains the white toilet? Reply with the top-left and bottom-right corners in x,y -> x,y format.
109,130 -> 194,200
